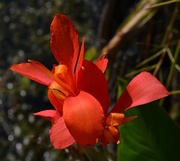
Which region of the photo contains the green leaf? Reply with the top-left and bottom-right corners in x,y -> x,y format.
117,78 -> 128,99
84,47 -> 98,61
117,102 -> 180,161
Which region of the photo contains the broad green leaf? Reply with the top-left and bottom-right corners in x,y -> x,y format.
117,102 -> 180,161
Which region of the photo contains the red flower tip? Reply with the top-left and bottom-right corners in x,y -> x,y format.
50,14 -> 80,73
10,61 -> 54,86
112,72 -> 170,113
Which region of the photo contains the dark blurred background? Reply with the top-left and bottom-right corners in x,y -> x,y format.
0,0 -> 179,160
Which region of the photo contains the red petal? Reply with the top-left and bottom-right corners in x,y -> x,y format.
111,72 -> 170,113
63,91 -> 104,146
74,37 -> 85,78
28,60 -> 54,79
95,54 -> 108,73
34,110 -> 75,149
78,59 -> 110,114
10,61 -> 53,86
47,90 -> 63,115
50,116 -> 75,149
34,110 -> 57,121
50,14 -> 79,73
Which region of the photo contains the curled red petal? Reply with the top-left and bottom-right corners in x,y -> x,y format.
111,72 -> 170,113
106,113 -> 125,127
78,59 -> 110,114
74,37 -> 85,78
63,91 -> 104,146
10,61 -> 53,86
50,116 -> 75,149
95,54 -> 108,73
34,110 -> 57,121
50,14 -> 79,73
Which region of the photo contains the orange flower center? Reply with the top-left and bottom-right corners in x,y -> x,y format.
100,113 -> 125,145
106,113 -> 125,127
100,113 -> 137,145
49,64 -> 77,101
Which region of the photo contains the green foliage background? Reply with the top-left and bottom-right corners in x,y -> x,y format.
0,0 -> 180,161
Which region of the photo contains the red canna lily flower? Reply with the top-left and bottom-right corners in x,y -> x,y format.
10,14 -> 170,150
10,14 -> 109,149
